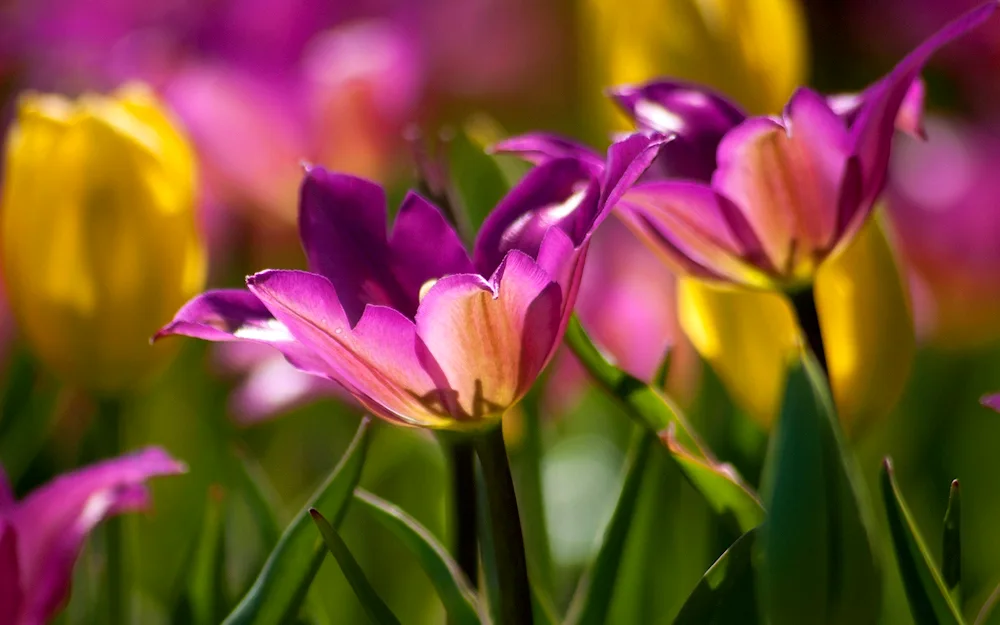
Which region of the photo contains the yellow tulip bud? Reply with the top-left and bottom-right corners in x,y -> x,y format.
1,84 -> 206,393
679,218 -> 914,437
581,0 -> 809,122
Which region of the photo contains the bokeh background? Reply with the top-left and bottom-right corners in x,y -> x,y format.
1,0 -> 1000,623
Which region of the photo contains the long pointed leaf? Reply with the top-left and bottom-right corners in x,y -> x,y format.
309,509 -> 402,625
223,417 -> 372,625
758,355 -> 881,625
881,459 -> 965,625
675,529 -> 758,624
566,429 -> 655,625
353,489 -> 483,625
564,315 -> 763,533
944,480 -> 962,593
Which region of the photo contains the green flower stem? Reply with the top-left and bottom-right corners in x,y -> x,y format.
449,439 -> 479,588
98,397 -> 126,625
474,425 -> 534,625
790,285 -> 828,375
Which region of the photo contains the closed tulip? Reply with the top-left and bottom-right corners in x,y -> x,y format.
1,84 -> 206,393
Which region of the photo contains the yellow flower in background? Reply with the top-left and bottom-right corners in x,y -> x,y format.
1,84 -> 206,393
680,218 -> 914,435
581,0 -> 808,121
582,0 -> 915,434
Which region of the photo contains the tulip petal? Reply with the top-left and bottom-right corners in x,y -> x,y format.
490,133 -> 605,173
982,394 -> 1000,413
827,79 -> 927,140
416,251 -> 561,421
850,1 -> 998,213
678,278 -> 798,428
473,158 -> 599,276
155,289 -> 331,377
247,269 -> 455,427
713,93 -> 850,278
10,447 -> 184,625
389,192 -> 475,301
608,80 -> 747,137
815,216 -> 914,437
0,523 -> 21,620
599,132 -> 669,216
617,182 -> 769,285
299,168 -> 412,323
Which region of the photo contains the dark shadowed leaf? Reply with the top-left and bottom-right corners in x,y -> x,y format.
674,528 -> 758,625
566,429 -> 656,625
222,417 -> 372,625
881,459 -> 964,625
944,480 -> 962,593
757,355 -> 881,625
353,489 -> 483,625
309,509 -> 401,625
564,315 -> 763,534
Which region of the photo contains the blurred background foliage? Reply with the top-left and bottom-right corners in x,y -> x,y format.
2,0 -> 1000,623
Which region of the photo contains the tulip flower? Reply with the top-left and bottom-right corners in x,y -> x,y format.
885,117 -> 1000,348
157,135 -> 661,430
1,84 -> 206,393
0,448 -> 185,625
498,3 -> 1000,431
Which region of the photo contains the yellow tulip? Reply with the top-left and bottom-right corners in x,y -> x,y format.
680,217 -> 914,436
1,84 -> 206,393
581,0 -> 808,120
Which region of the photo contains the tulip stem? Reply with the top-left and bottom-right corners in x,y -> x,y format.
474,425 -> 534,625
98,397 -> 127,625
790,286 -> 828,375
449,439 -> 479,589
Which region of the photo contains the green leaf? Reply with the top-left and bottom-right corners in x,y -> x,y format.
232,450 -> 284,553
661,428 -> 765,540
975,584 -> 1000,625
186,487 -> 230,625
563,315 -> 763,533
309,509 -> 401,625
566,429 -> 656,625
448,129 -> 510,233
353,489 -> 483,625
944,479 -> 961,593
674,529 -> 758,625
758,355 -> 881,625
881,459 -> 965,625
222,417 -> 372,625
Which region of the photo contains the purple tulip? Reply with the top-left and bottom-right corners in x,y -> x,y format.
496,2 -> 995,290
885,117 -> 1000,347
156,135 -> 662,430
0,448 -> 185,625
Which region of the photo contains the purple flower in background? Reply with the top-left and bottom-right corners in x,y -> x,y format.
156,136 -> 661,430
885,117 -> 1000,348
0,448 -> 184,625
545,217 -> 678,412
497,3 -> 996,290
983,394 -> 1000,413
213,342 -> 347,425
